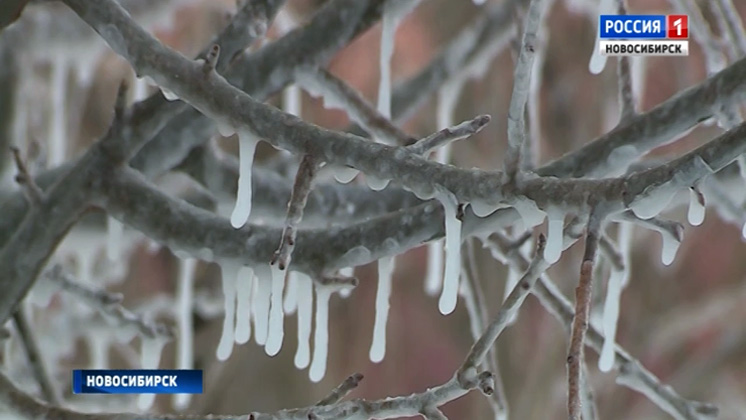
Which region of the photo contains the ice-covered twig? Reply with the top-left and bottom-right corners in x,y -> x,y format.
12,310 -> 59,404
315,373 -> 363,406
420,407 -> 448,420
297,67 -> 414,146
271,154 -> 322,270
580,363 -> 598,420
567,211 -> 600,420
615,1 -> 635,124
408,115 -> 491,156
10,146 -> 43,205
504,0 -> 550,181
44,265 -> 174,340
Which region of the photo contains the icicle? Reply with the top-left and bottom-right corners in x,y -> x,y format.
132,76 -> 150,102
230,131 -> 259,228
544,211 -> 564,264
309,284 -> 332,383
174,257 -> 196,409
106,217 -> 124,262
513,198 -> 546,230
138,337 -> 166,410
252,266 -> 272,345
294,273 -> 313,369
216,120 -> 236,138
589,0 -> 615,74
738,155 -> 746,181
742,221 -> 746,240
86,334 -> 110,369
472,0 -> 487,4
365,175 -> 390,191
160,86 -> 179,101
27,276 -> 58,308
599,224 -> 633,371
629,188 -> 677,220
378,5 -> 397,120
338,268 -> 354,298
687,188 -> 706,226
333,165 -> 359,184
265,265 -> 286,356
216,262 -> 240,361
434,79 -> 465,163
49,59 -> 68,167
283,84 -> 302,117
235,266 -> 254,345
283,271 -> 299,314
370,256 -> 395,363
424,240 -> 444,296
660,231 -> 681,266
437,190 -> 462,315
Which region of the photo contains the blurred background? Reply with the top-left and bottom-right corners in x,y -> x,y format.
1,0 -> 746,419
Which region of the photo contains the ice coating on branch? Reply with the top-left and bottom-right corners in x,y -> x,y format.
252,265 -> 272,345
544,211 -> 564,264
660,230 -> 681,266
217,262 -> 240,361
265,265 -> 286,356
283,271 -> 299,314
338,268 -> 354,298
160,86 -> 179,101
687,188 -> 706,226
283,84 -> 302,117
629,187 -> 677,220
216,119 -> 236,138
370,256 -> 395,363
470,200 -> 504,218
106,217 -> 124,262
589,0 -> 615,74
230,131 -> 259,228
174,257 -> 196,409
294,273 -> 313,369
365,175 -> 390,191
86,333 -> 110,369
513,198 -> 546,230
333,166 -> 359,184
235,266 -> 254,345
49,59 -> 67,167
437,189 -> 462,315
425,240 -> 444,296
309,285 -> 332,382
138,337 -> 166,410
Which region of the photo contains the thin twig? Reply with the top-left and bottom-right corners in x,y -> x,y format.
567,211 -> 600,420
271,154 -> 322,270
408,115 -> 491,156
10,146 -> 44,205
12,310 -> 59,405
315,373 -> 363,406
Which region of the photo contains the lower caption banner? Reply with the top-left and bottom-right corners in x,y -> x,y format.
72,370 -> 203,394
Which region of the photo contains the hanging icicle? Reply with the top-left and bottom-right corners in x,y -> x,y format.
138,337 -> 167,410
687,187 -> 706,226
283,271 -> 299,315
174,257 -> 196,410
294,273 -> 313,370
437,189 -> 462,315
544,210 -> 564,264
235,266 -> 254,345
309,283 -> 332,383
49,58 -> 68,167
230,131 -> 259,228
216,261 -> 240,361
265,265 -> 286,356
252,265 -> 272,346
588,0 -> 616,74
599,223 -> 633,371
370,256 -> 395,363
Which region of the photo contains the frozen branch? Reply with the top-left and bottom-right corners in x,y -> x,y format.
12,310 -> 59,404
504,0 -> 550,181
567,212 -> 600,420
272,154 -> 322,270
407,115 -> 491,156
315,373 -> 364,406
297,67 -> 414,146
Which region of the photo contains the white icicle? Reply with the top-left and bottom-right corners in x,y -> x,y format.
599,267 -> 624,372
235,266 -> 254,345
660,231 -> 681,266
588,0 -> 615,74
230,131 -> 259,228
216,262 -> 240,361
106,216 -> 124,262
333,165 -> 359,184
86,334 -> 110,369
283,271 -> 299,314
283,84 -> 302,117
437,190 -> 462,315
49,59 -> 68,167
370,256 -> 395,363
174,257 -> 196,410
138,337 -> 166,411
160,87 -> 179,101
265,265 -> 286,356
252,265 -> 272,345
309,284 -> 332,383
378,6 -> 396,119
425,240 -> 444,296
742,221 -> 746,240
629,188 -> 677,220
294,273 -> 313,369
132,76 -> 150,102
544,212 -> 564,264
687,188 -> 706,226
